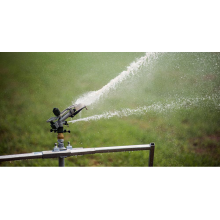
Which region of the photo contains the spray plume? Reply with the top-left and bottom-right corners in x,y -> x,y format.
70,95 -> 220,124
74,52 -> 159,106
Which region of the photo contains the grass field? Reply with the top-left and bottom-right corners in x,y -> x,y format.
0,52 -> 219,166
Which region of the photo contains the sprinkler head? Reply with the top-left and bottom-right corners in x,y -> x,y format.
47,103 -> 87,133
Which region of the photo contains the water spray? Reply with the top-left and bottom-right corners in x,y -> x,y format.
74,52 -> 159,106
70,95 -> 220,124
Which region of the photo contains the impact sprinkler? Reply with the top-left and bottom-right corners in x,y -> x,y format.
0,102 -> 155,167
47,103 -> 87,154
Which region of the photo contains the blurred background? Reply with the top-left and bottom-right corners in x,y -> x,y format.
0,52 -> 219,166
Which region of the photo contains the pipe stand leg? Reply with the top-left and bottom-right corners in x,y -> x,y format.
59,157 -> 65,167
148,143 -> 155,167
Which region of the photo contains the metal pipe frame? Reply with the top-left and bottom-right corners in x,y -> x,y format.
0,143 -> 155,167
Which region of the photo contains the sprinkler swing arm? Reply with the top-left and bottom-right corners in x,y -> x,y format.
0,103 -> 155,167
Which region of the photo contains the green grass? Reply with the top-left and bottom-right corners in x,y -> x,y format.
0,52 -> 219,166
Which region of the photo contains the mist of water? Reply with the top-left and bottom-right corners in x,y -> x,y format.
70,95 -> 220,124
71,52 -> 220,124
74,52 -> 160,106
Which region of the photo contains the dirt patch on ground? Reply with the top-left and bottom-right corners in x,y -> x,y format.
190,134 -> 220,160
203,74 -> 217,81
0,68 -> 9,75
89,159 -> 100,167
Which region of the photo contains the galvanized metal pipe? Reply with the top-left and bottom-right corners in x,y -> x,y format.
0,143 -> 155,166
